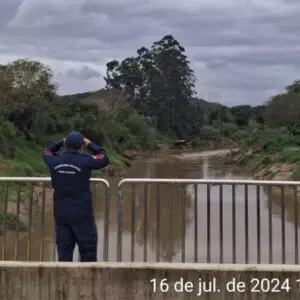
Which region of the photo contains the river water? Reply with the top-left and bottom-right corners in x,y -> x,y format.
2,149 -> 300,264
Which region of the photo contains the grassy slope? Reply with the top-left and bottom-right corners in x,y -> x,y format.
234,146 -> 300,181
0,143 -> 45,176
0,138 -> 127,177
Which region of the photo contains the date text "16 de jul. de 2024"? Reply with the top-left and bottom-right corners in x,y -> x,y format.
150,278 -> 300,296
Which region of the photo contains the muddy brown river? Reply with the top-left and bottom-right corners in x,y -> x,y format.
1,149 -> 300,264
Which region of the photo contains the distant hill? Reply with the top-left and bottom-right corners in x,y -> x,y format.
61,91 -> 98,100
60,89 -> 112,111
191,97 -> 228,109
61,90 -> 226,111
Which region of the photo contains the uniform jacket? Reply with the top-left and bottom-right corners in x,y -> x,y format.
42,140 -> 109,222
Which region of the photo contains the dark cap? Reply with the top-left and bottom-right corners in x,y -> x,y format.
65,131 -> 84,149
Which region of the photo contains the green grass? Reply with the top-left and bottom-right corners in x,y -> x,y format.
105,144 -> 124,167
155,131 -> 173,144
247,155 -> 269,170
3,140 -> 47,176
0,135 -> 130,177
242,146 -> 300,171
277,147 -> 300,163
0,139 -> 128,179
15,143 -> 46,174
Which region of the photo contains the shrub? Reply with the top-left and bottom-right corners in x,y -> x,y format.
0,119 -> 17,157
277,147 -> 300,163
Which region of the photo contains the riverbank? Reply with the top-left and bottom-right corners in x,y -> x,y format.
0,142 -> 131,178
230,147 -> 300,182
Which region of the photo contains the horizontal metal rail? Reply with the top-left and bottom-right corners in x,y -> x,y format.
118,178 -> 300,187
0,177 -> 109,187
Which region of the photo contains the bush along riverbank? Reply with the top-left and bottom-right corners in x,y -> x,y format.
229,126 -> 300,197
231,147 -> 298,181
229,126 -> 300,182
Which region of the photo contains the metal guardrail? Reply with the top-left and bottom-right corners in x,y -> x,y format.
118,178 -> 300,185
0,177 -> 109,262
2,177 -> 300,265
117,178 -> 300,264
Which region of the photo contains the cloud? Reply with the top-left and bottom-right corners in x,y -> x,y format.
64,65 -> 101,80
0,0 -> 299,105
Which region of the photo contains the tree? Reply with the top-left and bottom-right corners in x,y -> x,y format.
149,35 -> 196,135
208,104 -> 232,125
230,105 -> 253,126
104,35 -> 197,138
285,80 -> 300,94
86,88 -> 131,120
264,82 -> 300,128
0,59 -> 58,138
252,105 -> 265,125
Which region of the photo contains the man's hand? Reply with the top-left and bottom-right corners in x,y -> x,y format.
84,138 -> 91,146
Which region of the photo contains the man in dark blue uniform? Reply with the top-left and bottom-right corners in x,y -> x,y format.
42,131 -> 109,262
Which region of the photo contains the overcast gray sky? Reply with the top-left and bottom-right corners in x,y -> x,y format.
1,0 -> 299,106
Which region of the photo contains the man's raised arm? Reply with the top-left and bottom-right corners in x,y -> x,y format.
85,138 -> 109,170
42,140 -> 64,166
